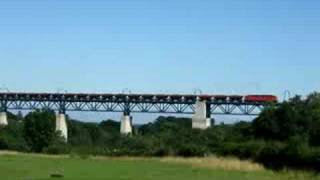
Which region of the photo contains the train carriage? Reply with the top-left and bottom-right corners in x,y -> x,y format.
244,95 -> 278,103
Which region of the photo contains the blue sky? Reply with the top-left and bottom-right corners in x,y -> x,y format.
1,0 -> 320,123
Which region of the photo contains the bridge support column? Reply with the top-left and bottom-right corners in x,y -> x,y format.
56,113 -> 68,141
0,112 -> 8,126
120,113 -> 132,135
192,101 -> 211,129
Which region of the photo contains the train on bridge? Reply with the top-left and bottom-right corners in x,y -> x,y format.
0,93 -> 278,104
194,94 -> 278,103
0,92 -> 278,140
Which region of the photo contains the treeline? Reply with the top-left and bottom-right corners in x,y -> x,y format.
1,92 -> 320,171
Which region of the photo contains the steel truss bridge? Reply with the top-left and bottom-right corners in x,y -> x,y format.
0,93 -> 276,116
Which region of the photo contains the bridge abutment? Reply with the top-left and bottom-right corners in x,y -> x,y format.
56,113 -> 68,141
192,101 -> 211,129
0,112 -> 8,126
120,113 -> 132,134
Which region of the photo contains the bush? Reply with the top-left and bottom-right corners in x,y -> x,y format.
176,143 -> 208,157
43,135 -> 69,155
255,141 -> 286,169
0,136 -> 8,150
43,144 -> 69,155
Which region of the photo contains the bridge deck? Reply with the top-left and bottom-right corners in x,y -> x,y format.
0,92 -> 277,115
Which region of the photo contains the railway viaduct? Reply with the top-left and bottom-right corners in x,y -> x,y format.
0,92 -> 277,141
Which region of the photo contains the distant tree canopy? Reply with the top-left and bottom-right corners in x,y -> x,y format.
139,116 -> 192,135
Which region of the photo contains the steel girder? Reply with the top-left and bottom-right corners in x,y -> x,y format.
0,99 -> 266,115
0,93 -> 273,115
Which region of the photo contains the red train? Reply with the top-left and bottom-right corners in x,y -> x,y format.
197,94 -> 278,103
244,95 -> 278,103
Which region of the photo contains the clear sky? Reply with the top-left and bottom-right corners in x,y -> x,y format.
1,0 -> 320,123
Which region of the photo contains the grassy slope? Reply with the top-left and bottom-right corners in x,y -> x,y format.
0,154 -> 318,180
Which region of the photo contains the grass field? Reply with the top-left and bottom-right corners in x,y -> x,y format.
0,152 -> 319,180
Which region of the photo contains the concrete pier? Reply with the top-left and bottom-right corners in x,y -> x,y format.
192,101 -> 211,129
0,112 -> 8,126
120,115 -> 132,134
56,113 -> 68,141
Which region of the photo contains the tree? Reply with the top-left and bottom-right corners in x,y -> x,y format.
252,93 -> 320,143
23,109 -> 58,152
99,120 -> 120,134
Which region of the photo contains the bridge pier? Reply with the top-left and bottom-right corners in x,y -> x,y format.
120,112 -> 132,135
192,101 -> 211,129
0,112 -> 8,126
56,113 -> 68,141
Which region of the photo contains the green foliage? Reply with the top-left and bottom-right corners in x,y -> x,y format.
43,131 -> 69,154
0,135 -> 8,149
0,113 -> 28,151
23,109 -> 58,152
252,93 -> 320,144
99,120 -> 120,134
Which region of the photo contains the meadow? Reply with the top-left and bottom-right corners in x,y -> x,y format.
0,152 -> 319,180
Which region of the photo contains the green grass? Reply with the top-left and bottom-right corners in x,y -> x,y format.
0,153 -> 319,180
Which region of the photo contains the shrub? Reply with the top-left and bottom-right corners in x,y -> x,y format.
0,136 -> 8,150
176,143 -> 208,157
